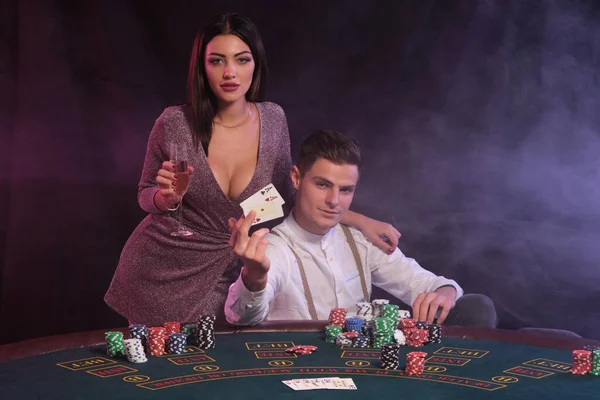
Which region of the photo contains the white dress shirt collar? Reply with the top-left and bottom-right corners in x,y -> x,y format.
288,210 -> 336,246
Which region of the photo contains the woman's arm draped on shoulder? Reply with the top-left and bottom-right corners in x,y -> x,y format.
137,112 -> 171,214
342,211 -> 402,253
271,106 -> 296,213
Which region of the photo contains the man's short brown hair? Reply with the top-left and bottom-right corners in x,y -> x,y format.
296,129 -> 362,176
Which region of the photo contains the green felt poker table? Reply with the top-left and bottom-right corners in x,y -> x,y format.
1,321 -> 600,399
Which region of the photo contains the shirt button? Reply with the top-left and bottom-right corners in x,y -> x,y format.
329,257 -> 335,262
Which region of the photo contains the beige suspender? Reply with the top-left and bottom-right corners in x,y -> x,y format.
340,224 -> 371,303
271,231 -> 319,320
272,224 -> 370,320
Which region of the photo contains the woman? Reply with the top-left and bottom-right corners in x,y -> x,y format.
104,13 -> 400,326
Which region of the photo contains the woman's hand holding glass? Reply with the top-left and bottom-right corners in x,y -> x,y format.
155,160 -> 194,210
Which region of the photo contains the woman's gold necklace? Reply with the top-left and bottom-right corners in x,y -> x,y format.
214,106 -> 252,129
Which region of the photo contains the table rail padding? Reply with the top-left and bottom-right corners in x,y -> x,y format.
1,321 -> 599,363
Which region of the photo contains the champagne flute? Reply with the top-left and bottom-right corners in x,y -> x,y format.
169,142 -> 193,237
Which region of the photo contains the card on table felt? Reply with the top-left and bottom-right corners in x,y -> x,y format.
240,183 -> 285,225
281,377 -> 357,391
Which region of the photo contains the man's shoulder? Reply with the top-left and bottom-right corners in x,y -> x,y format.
334,224 -> 371,246
266,220 -> 293,247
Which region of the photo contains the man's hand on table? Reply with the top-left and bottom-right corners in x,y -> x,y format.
412,285 -> 457,324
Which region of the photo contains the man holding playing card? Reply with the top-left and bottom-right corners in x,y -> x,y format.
225,129 -> 497,327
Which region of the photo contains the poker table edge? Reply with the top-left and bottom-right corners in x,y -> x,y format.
1,321 -> 599,363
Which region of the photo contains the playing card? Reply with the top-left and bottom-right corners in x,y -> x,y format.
303,378 -> 327,390
290,379 -> 312,390
331,378 -> 357,389
240,183 -> 285,226
241,183 -> 285,208
241,201 -> 284,225
319,377 -> 340,389
281,380 -> 299,390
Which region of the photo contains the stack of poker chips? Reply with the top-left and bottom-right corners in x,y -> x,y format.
123,338 -> 148,363
182,323 -> 198,346
415,322 -> 430,344
345,317 -> 365,333
163,321 -> 181,335
428,324 -> 442,343
353,333 -> 370,348
148,327 -> 167,356
400,318 -> 417,331
324,306 -> 443,353
405,329 -> 429,347
371,299 -> 389,318
335,332 -> 357,346
401,319 -> 428,347
380,343 -> 400,370
105,331 -> 125,357
591,350 -> 600,376
372,317 -> 395,348
405,351 -> 427,376
328,308 -> 347,327
570,350 -> 593,375
129,324 -> 149,350
360,320 -> 374,346
356,302 -> 374,321
197,315 -> 216,349
167,333 -> 187,354
325,325 -> 343,343
382,304 -> 400,327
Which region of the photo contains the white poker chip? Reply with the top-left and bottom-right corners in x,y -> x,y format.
393,329 -> 406,345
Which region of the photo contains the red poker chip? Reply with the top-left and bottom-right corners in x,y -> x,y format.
342,332 -> 359,338
407,351 -> 428,358
573,350 -> 591,356
286,345 -> 318,354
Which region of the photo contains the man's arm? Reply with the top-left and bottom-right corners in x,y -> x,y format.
225,211 -> 292,326
224,211 -> 272,326
225,271 -> 273,326
367,242 -> 463,324
342,210 -> 402,254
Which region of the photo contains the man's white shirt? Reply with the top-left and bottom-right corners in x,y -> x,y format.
225,213 -> 463,326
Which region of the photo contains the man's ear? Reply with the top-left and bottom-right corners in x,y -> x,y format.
290,166 -> 301,190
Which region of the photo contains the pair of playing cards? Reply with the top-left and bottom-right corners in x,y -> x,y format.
282,377 -> 357,391
240,183 -> 285,226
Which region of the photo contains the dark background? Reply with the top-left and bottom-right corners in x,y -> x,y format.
2,0 -> 599,344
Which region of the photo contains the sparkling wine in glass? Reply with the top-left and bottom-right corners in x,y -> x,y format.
169,143 -> 193,237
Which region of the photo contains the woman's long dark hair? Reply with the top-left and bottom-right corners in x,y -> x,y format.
187,13 -> 267,155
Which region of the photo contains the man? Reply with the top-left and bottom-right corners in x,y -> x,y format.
225,129 -> 497,327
